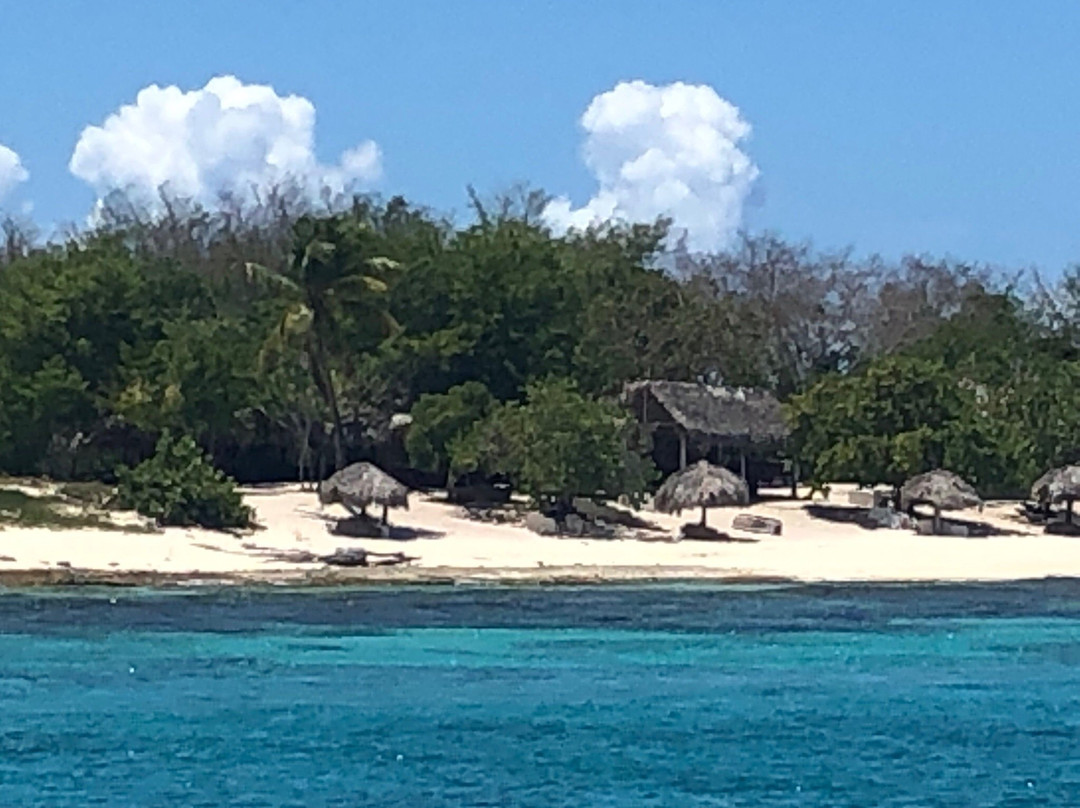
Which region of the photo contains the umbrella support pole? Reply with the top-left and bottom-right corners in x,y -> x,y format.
933,507 -> 942,535
701,506 -> 708,527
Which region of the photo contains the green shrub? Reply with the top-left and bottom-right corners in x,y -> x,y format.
449,378 -> 656,508
116,432 -> 252,529
406,381 -> 495,479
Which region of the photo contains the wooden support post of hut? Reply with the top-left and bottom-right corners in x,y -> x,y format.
678,429 -> 688,470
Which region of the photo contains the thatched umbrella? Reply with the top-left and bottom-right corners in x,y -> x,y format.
318,462 -> 409,525
653,460 -> 750,527
1031,465 -> 1080,525
900,469 -> 982,534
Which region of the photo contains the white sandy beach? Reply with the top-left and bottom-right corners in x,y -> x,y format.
0,482 -> 1078,585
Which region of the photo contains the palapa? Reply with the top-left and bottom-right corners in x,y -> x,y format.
900,469 -> 982,534
319,462 -> 409,524
1031,465 -> 1080,524
653,460 -> 750,527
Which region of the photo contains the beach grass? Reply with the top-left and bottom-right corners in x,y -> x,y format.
0,488 -> 152,532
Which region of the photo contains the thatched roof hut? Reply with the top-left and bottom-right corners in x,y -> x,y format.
1031,465 -> 1080,524
625,380 -> 788,445
319,462 -> 409,523
900,469 -> 982,534
623,381 -> 789,481
653,460 -> 750,527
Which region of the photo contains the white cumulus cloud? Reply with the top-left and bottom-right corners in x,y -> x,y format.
0,144 -> 29,201
69,75 -> 382,203
544,80 -> 759,252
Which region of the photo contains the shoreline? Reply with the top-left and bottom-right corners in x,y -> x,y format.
3,565 -> 1080,590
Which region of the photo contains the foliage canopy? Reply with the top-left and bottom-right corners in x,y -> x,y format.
0,189 -> 1077,504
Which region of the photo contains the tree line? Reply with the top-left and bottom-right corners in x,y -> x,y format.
0,187 -> 1077,504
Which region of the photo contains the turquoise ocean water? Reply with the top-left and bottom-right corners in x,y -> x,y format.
3,583 -> 1080,806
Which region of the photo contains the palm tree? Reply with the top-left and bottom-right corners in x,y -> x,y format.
248,214 -> 398,470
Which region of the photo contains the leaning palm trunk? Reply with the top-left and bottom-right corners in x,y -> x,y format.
308,334 -> 345,471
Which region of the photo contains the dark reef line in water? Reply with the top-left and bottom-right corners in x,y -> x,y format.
3,578 -> 1080,635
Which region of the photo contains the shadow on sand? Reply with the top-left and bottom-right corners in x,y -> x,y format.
806,504 -> 1021,537
677,523 -> 759,543
329,515 -> 445,542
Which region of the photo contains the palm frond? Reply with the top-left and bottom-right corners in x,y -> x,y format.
300,240 -> 336,270
245,261 -> 302,295
366,256 -> 401,272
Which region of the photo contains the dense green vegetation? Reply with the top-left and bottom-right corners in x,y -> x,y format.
447,378 -> 656,508
1,187 -> 1078,507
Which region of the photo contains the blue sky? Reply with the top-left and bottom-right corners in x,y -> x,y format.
2,1 -> 1080,271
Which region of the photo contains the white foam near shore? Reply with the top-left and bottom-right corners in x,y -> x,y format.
0,483 -> 1076,583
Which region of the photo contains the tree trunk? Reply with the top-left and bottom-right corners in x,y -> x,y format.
325,373 -> 345,472
308,335 -> 345,471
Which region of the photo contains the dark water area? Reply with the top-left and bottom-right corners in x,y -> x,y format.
3,582 -> 1080,806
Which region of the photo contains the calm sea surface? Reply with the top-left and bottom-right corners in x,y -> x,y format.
3,582 -> 1080,806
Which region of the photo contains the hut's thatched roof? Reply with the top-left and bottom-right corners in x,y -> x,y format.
1031,465 -> 1080,504
319,462 -> 409,510
653,460 -> 750,514
624,380 -> 789,445
901,469 -> 981,512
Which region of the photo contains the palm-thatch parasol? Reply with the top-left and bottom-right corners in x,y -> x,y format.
900,469 -> 982,534
653,460 -> 750,527
1031,465 -> 1080,525
318,462 -> 409,524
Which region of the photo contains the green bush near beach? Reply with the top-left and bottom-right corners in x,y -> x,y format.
449,378 -> 656,508
116,433 -> 252,530
406,382 -> 496,481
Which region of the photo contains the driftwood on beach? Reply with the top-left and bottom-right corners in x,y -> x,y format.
319,547 -> 417,567
244,543 -> 418,568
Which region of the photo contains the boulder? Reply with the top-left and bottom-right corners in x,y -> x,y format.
915,520 -> 970,537
732,514 -> 783,536
867,507 -> 914,530
330,515 -> 387,538
849,489 -> 892,509
524,512 -> 559,535
564,513 -> 585,535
